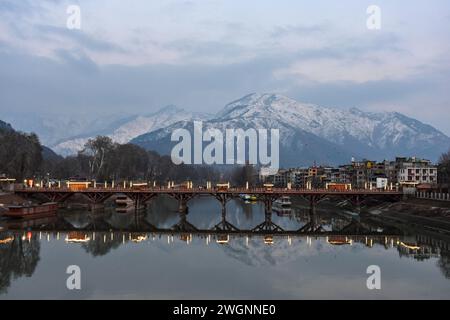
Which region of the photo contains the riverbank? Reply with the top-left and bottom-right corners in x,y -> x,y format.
369,198 -> 450,217
368,198 -> 450,234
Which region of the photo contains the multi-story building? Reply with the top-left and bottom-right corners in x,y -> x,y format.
289,168 -> 308,188
321,167 -> 347,184
395,157 -> 437,186
350,159 -> 376,188
259,156 -> 438,189
272,169 -> 289,187
338,165 -> 353,184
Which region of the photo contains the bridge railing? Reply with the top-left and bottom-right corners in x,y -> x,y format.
416,191 -> 450,201
14,185 -> 402,194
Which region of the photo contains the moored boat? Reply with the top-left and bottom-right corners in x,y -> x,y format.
240,194 -> 257,201
274,196 -> 291,207
4,202 -> 58,219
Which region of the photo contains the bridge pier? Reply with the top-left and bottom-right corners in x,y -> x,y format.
212,194 -> 239,231
123,192 -> 157,212
179,198 -> 188,214
172,212 -> 198,232
169,193 -> 195,214
298,209 -> 324,233
252,210 -> 284,232
344,195 -> 365,214
354,195 -> 361,214
298,194 -> 327,216
82,192 -> 114,211
252,195 -> 284,232
309,198 -> 316,216
265,198 -> 273,215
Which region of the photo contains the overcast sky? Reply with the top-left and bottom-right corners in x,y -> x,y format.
0,0 -> 449,134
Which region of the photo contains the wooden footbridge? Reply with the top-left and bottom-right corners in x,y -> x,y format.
15,185 -> 403,216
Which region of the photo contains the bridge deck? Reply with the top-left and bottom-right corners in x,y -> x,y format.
15,187 -> 402,196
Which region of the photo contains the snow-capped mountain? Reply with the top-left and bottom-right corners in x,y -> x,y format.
51,105 -> 209,155
131,93 -> 450,166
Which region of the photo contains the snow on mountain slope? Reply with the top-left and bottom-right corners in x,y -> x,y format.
52,105 -> 209,155
131,93 -> 450,165
215,93 -> 450,160
131,114 -> 355,167
218,93 -> 449,151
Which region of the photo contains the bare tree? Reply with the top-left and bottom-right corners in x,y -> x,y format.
79,136 -> 115,179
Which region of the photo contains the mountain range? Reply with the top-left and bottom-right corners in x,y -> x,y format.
131,93 -> 450,166
3,93 -> 449,166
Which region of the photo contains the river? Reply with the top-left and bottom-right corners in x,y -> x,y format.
1,196 -> 449,299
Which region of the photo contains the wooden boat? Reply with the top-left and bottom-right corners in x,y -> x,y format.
4,202 -> 58,219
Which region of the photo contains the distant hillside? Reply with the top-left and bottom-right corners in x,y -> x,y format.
0,120 -> 13,132
0,120 -> 43,179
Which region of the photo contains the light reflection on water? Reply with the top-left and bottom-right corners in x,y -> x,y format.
1,196 -> 450,299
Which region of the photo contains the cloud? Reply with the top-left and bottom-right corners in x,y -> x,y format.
55,49 -> 99,73
270,24 -> 328,38
0,0 -> 449,135
36,24 -> 126,53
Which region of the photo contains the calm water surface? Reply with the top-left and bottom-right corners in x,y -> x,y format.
1,196 -> 450,299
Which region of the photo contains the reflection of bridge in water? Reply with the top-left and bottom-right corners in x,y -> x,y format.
3,209 -> 402,238
2,209 -> 450,272
2,213 -> 403,248
3,229 -> 402,248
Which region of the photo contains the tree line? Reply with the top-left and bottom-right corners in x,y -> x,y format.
0,124 -> 224,183
42,136 -> 223,184
0,125 -> 42,180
